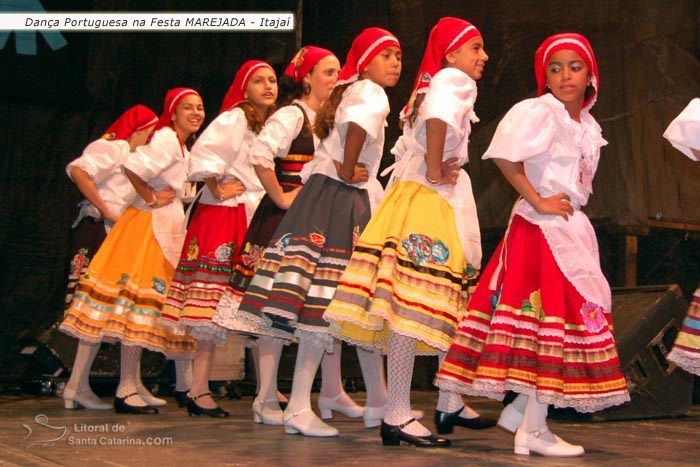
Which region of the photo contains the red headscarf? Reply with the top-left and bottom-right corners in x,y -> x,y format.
154,87 -> 201,132
101,104 -> 157,141
336,27 -> 401,86
284,46 -> 336,84
401,17 -> 481,118
535,33 -> 599,112
219,60 -> 275,115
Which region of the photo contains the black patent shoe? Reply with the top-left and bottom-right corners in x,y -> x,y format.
174,390 -> 189,408
434,407 -> 497,434
114,393 -> 159,414
380,419 -> 451,448
186,392 -> 230,418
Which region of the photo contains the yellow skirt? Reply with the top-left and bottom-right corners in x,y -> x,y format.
324,181 -> 478,355
60,207 -> 195,358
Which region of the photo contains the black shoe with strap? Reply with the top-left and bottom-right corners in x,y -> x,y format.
380,418 -> 451,447
434,407 -> 497,434
114,393 -> 159,415
186,392 -> 230,418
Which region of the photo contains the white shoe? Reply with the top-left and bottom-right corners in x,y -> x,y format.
363,406 -> 425,428
63,387 -> 111,410
136,385 -> 167,407
253,399 -> 284,425
317,392 -> 364,419
497,402 -> 524,433
514,427 -> 585,457
283,407 -> 339,437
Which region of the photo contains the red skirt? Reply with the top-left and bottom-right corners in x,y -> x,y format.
436,215 -> 630,412
162,204 -> 248,342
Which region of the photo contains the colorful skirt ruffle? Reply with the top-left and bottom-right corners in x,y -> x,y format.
227,174 -> 371,341
59,207 -> 195,359
64,217 -> 107,314
214,187 -> 295,334
667,287 -> 700,376
436,215 -> 630,412
162,204 -> 248,345
324,181 -> 478,355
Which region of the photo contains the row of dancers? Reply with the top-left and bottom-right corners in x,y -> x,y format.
56,16 -> 700,457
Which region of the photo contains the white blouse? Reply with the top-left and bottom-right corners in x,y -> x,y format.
188,107 -> 265,221
250,99 -> 318,170
300,79 -> 389,212
484,93 -> 611,312
389,67 -> 482,267
124,126 -> 191,267
663,98 -> 700,161
66,139 -> 135,230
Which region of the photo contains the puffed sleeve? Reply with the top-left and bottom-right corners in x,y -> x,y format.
249,105 -> 305,170
663,98 -> 700,161
188,107 -> 249,180
421,68 -> 477,131
124,127 -> 179,181
336,79 -> 390,145
483,97 -> 557,162
66,139 -> 127,183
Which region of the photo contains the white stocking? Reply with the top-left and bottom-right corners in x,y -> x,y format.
356,347 -> 387,408
189,339 -> 216,409
254,337 -> 284,411
320,339 -> 344,398
253,342 -> 287,403
385,332 -> 430,436
520,396 -> 557,443
116,344 -> 146,406
286,335 -> 324,414
174,359 -> 192,392
436,351 -> 480,419
66,340 -> 99,394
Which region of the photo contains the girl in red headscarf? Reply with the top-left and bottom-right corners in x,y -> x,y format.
325,17 -> 492,448
227,28 -> 402,437
435,33 -> 630,456
61,105 -> 157,410
161,61 -> 277,418
663,99 -> 700,373
214,48 -> 368,427
60,88 -> 205,414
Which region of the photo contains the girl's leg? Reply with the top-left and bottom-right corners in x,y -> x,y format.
63,340 -> 111,409
383,332 -> 430,436
434,351 -> 496,433
136,358 -> 167,406
283,334 -> 338,437
498,393 -> 527,433
173,359 -> 193,407
115,344 -> 156,413
252,344 -> 288,405
252,337 -> 284,425
514,395 -> 584,457
317,339 -> 363,419
188,340 -> 217,408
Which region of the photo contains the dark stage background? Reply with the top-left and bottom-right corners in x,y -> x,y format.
1,0 -> 700,384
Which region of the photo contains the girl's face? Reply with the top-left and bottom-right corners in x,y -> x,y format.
305,55 -> 340,102
446,36 -> 488,80
172,94 -> 205,137
245,67 -> 278,112
361,46 -> 402,88
546,49 -> 590,115
128,124 -> 156,151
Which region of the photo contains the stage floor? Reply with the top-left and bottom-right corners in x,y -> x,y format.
1,390 -> 698,466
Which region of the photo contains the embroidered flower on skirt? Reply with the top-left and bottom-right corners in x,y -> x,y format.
71,248 -> 89,275
152,277 -> 167,295
116,273 -> 129,287
215,242 -> 235,262
581,301 -> 606,332
520,289 -> 544,320
272,233 -> 293,254
240,243 -> 263,269
401,232 -> 450,266
309,231 -> 326,247
187,237 -> 199,260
